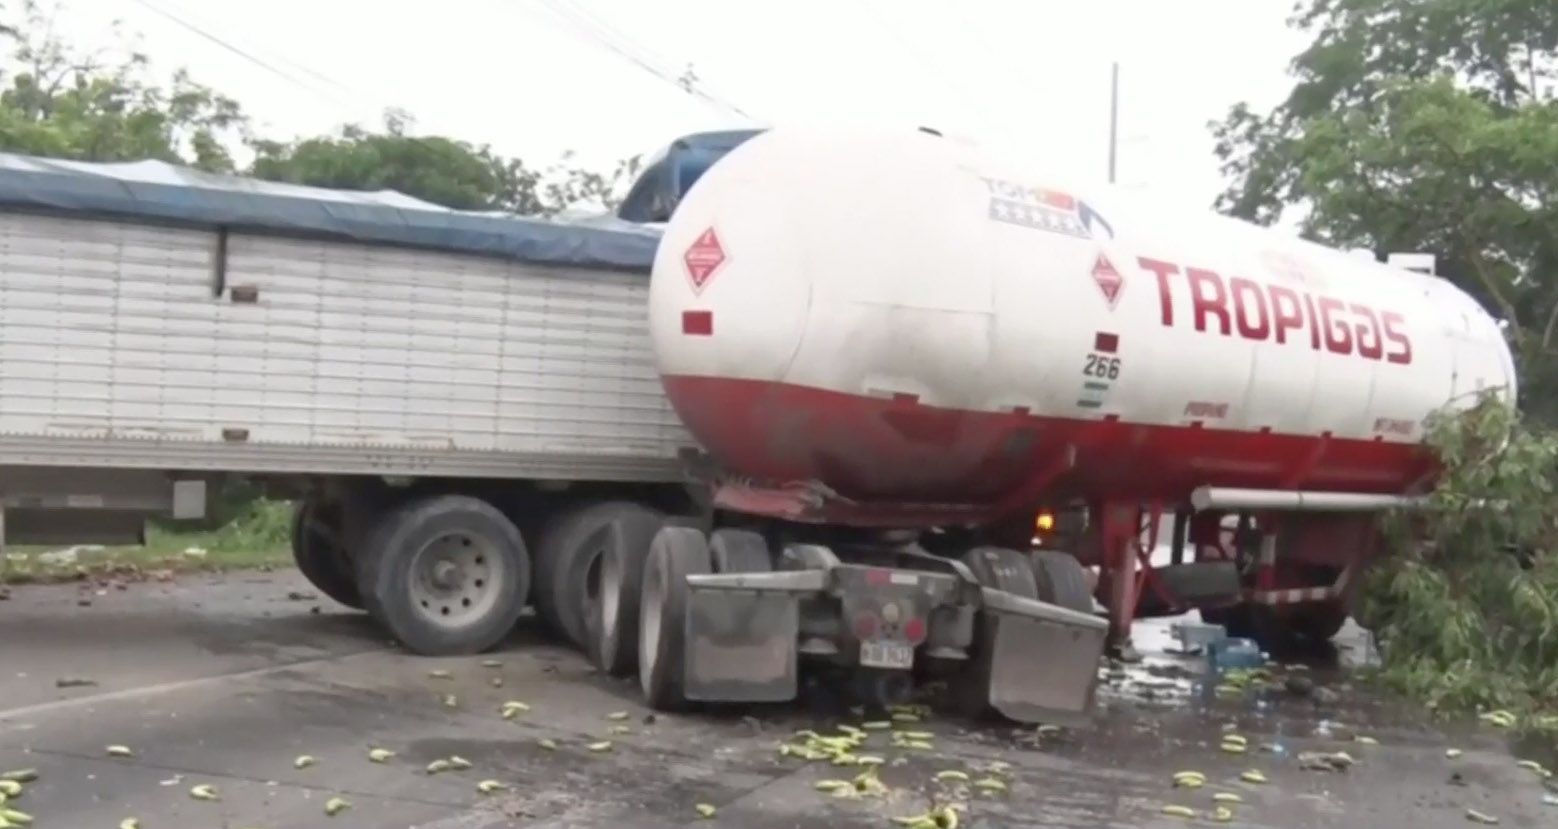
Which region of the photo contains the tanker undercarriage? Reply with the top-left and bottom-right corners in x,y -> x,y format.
594,521 -> 1109,724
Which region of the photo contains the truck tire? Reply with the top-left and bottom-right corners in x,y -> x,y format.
291,499 -> 363,610
355,494 -> 531,656
1293,600 -> 1349,642
1030,550 -> 1094,614
590,509 -> 671,676
710,528 -> 772,573
638,525 -> 711,712
536,501 -> 663,650
955,546 -> 1039,720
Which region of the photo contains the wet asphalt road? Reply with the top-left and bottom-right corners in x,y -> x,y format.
1,571 -> 1554,828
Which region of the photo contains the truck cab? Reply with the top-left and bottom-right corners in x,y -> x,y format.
615,129 -> 763,225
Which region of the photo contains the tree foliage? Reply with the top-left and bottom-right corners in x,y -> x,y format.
0,0 -> 637,215
1212,0 -> 1558,419
1217,0 -> 1558,716
1361,398 -> 1558,712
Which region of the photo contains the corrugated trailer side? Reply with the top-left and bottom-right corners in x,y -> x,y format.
0,212 -> 691,479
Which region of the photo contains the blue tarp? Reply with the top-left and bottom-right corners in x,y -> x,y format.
0,152 -> 667,273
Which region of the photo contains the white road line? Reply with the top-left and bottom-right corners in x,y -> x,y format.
0,647 -> 388,723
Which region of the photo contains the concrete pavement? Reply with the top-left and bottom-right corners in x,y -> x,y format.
1,570 -> 1552,828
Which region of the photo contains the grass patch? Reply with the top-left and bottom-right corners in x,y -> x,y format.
0,498 -> 294,584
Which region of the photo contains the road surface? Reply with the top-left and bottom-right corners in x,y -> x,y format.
1,570 -> 1552,828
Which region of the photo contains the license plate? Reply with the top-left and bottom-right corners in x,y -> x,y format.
860,639 -> 914,669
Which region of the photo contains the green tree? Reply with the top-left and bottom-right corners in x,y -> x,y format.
0,0 -> 247,170
1210,0 -> 1558,419
249,109 -> 643,216
0,0 -> 640,215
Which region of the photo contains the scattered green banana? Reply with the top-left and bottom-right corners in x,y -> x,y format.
1354,735 -> 1379,745
428,669 -> 454,679
1466,808 -> 1500,824
1240,770 -> 1268,784
500,701 -> 530,719
448,756 -> 472,770
586,741 -> 612,752
1,808 -> 31,825
118,819 -> 140,829
1219,742 -> 1247,755
476,780 -> 506,794
1446,748 -> 1464,759
1161,804 -> 1196,818
861,721 -> 892,731
935,770 -> 970,783
481,659 -> 502,668
814,779 -> 851,793
325,796 -> 351,816
294,754 -> 317,769
606,711 -> 630,721
442,694 -> 459,708
1212,792 -> 1242,803
1211,806 -> 1234,823
106,744 -> 133,757
0,772 -> 34,784
695,803 -> 717,819
367,747 -> 395,763
0,781 -> 18,796
189,783 -> 219,801
973,776 -> 1007,793
426,759 -> 452,774
538,738 -> 558,750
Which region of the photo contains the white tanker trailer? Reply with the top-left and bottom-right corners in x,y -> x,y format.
0,125 -> 1513,723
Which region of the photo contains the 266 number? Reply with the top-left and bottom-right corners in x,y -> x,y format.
1083,354 -> 1120,379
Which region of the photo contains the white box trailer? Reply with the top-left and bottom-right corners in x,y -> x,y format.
0,154 -> 696,544
0,139 -> 1109,727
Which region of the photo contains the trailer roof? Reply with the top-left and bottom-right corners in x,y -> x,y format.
0,152 -> 663,273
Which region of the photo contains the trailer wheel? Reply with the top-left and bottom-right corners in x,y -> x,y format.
591,509 -> 671,676
954,546 -> 1038,720
710,528 -> 772,573
1030,550 -> 1095,615
291,499 -> 363,610
355,494 -> 531,656
638,525 -> 711,712
536,501 -> 663,650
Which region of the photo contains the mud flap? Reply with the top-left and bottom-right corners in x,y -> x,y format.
983,588 -> 1110,726
681,573 -> 810,703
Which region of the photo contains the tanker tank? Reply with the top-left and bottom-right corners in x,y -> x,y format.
647,125 -> 1517,520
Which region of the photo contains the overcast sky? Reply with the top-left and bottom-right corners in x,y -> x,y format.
47,0 -> 1310,210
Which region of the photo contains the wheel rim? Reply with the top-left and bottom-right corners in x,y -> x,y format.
407,531 -> 506,630
599,546 -> 621,645
639,550 -> 666,694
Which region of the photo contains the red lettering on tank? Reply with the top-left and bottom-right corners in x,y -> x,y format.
1229,277 -> 1270,340
1302,293 -> 1322,350
1317,296 -> 1353,355
1268,285 -> 1304,344
1137,257 -> 1180,326
1185,268 -> 1231,335
1351,304 -> 1383,360
1381,312 -> 1412,364
1137,257 -> 1415,365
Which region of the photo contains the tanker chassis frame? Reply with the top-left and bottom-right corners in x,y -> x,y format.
260,473 -> 1114,725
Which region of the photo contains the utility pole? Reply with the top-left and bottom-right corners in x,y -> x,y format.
1107,61 -> 1119,184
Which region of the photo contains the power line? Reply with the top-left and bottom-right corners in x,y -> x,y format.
128,0 -> 380,119
524,0 -> 757,122
851,0 -> 1000,136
